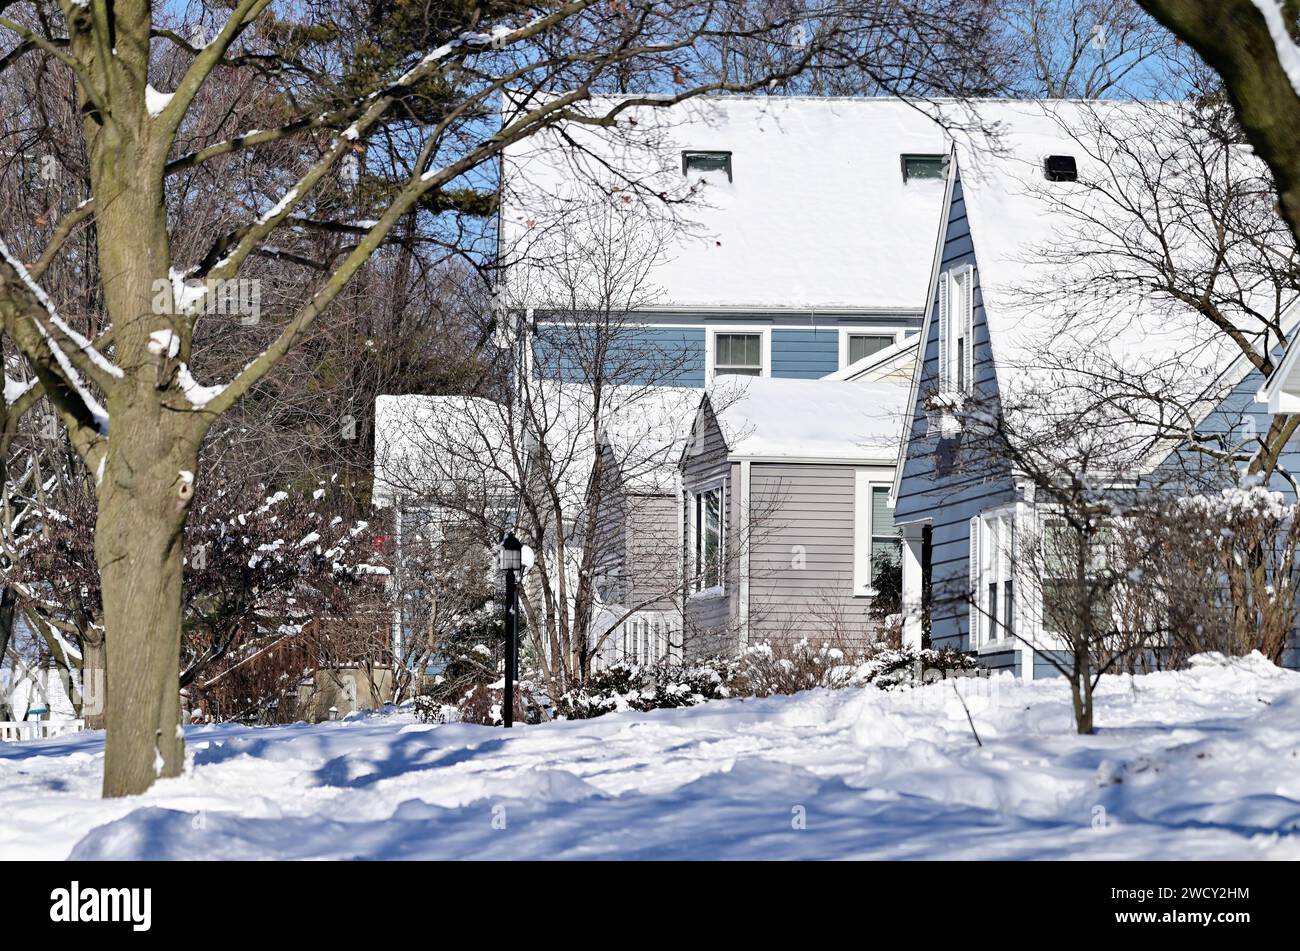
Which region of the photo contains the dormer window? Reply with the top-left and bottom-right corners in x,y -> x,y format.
1044,155 -> 1078,182
683,150 -> 732,181
901,154 -> 947,182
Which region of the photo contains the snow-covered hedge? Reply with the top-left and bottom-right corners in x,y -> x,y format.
555,661 -> 733,719
416,641 -> 984,726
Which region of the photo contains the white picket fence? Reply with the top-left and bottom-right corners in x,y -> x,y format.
0,720 -> 85,742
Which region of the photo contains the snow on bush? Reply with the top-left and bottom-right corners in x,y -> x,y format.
554,660 -> 732,719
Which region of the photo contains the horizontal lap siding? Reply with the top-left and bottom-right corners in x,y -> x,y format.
748,464 -> 876,644
591,444 -> 629,605
624,493 -> 680,613
894,173 -> 1015,652
534,325 -> 706,386
535,314 -> 924,388
771,328 -> 839,379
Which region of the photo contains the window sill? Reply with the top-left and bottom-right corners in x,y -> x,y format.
688,585 -> 725,602
977,640 -> 1017,655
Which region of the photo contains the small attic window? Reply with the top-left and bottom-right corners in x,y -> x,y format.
1044,155 -> 1078,182
683,150 -> 732,181
901,154 -> 947,182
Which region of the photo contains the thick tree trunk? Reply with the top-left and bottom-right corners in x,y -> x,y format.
95,428 -> 197,796
97,488 -> 188,796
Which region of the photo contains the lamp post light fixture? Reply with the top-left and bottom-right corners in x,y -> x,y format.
500,533 -> 523,728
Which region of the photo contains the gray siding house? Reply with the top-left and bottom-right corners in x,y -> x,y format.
679,373 -> 911,657
495,96 -> 950,663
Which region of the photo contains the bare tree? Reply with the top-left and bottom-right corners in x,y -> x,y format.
379,201 -> 700,693
996,0 -> 1184,97
1133,2 -> 1300,251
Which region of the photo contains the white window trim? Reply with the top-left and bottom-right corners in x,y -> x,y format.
687,477 -> 728,599
614,610 -> 678,667
837,327 -> 906,370
973,505 -> 1018,650
937,265 -> 975,397
853,471 -> 898,596
705,326 -> 770,383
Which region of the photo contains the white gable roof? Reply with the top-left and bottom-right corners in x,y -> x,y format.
709,376 -> 908,462
956,102 -> 1249,401
374,383 -> 698,520
501,96 -> 951,311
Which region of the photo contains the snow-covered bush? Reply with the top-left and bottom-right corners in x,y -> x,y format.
554,660 -> 732,719
728,639 -> 874,696
1151,483 -> 1300,666
455,679 -> 548,726
413,640 -> 548,726
861,646 -> 981,690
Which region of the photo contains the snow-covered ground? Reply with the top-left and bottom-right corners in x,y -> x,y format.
3,653 -> 1299,860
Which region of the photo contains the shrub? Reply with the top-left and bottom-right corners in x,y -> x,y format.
728,639 -> 874,697
455,679 -> 547,726
863,645 -> 980,690
554,660 -> 732,720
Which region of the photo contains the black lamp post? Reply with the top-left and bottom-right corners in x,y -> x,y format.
500,533 -> 523,728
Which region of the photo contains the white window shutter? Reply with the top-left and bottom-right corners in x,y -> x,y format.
968,516 -> 981,649
937,273 -> 949,392
963,267 -> 975,395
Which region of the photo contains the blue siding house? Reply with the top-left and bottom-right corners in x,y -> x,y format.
894,101 -> 1300,677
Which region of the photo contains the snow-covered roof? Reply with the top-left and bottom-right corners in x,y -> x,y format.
501,96 -> 952,311
957,103 -> 1243,394
596,385 -> 701,493
1257,331 -> 1300,414
374,383 -> 698,516
528,380 -> 697,502
709,376 -> 908,462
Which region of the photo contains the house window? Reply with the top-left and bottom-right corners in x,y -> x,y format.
901,154 -> 947,181
1041,517 -> 1113,636
846,333 -> 895,366
713,333 -> 763,377
854,473 -> 899,593
939,266 -> 974,396
870,486 -> 901,573
683,150 -> 732,182
618,614 -> 673,666
692,484 -> 724,591
971,510 -> 1016,647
